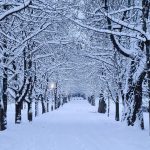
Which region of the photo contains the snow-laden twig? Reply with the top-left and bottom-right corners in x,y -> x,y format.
6,22 -> 52,66
95,6 -> 142,16
0,0 -> 31,21
67,18 -> 146,41
101,10 -> 147,39
0,30 -> 20,43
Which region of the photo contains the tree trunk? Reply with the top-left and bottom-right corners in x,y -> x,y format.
126,83 -> 144,129
15,101 -> 22,124
27,102 -> 32,122
47,97 -> 49,112
0,104 -> 6,131
27,81 -> 33,122
41,95 -> 46,114
107,96 -> 110,117
145,40 -> 150,133
91,95 -> 95,106
115,94 -> 119,121
0,64 -> 8,130
54,88 -> 57,110
125,71 -> 146,129
35,97 -> 39,117
98,94 -> 106,113
142,0 -> 150,132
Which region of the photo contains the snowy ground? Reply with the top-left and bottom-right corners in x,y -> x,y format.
0,99 -> 150,150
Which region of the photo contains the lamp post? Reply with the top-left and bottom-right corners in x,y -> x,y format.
49,82 -> 57,110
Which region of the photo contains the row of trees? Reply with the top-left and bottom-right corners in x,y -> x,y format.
0,0 -> 150,132
0,0 -> 76,131
69,0 -> 150,130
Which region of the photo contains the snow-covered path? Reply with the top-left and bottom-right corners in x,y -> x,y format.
0,100 -> 150,150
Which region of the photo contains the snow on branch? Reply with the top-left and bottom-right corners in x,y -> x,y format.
114,37 -> 136,58
102,11 -> 147,39
80,53 -> 114,67
33,53 -> 53,61
68,18 -> 145,41
0,0 -> 31,21
133,55 -> 146,83
7,22 -> 52,66
0,30 -> 20,43
41,62 -> 68,76
108,6 -> 142,15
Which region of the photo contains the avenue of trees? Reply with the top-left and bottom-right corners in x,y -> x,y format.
0,0 -> 150,132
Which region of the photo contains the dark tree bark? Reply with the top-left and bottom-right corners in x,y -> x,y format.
130,81 -> 144,129
0,3 -> 10,131
41,95 -> 46,114
88,96 -> 91,104
54,83 -> 58,109
15,101 -> 22,124
27,78 -> 33,122
107,96 -> 110,117
98,94 -> 106,113
27,102 -> 32,122
0,52 -> 8,130
57,96 -> 61,109
27,65 -> 33,122
35,99 -> 39,117
115,94 -> 119,121
142,0 -> 150,135
47,97 -> 49,112
15,48 -> 27,124
125,71 -> 146,129
62,96 -> 67,105
91,95 -> 95,106
0,104 -> 6,131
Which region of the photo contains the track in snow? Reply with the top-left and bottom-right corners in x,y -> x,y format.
0,99 -> 150,150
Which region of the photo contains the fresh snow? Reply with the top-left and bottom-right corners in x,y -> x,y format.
0,99 -> 150,150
